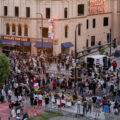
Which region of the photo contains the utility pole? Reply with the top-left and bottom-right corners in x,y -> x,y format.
75,24 -> 80,86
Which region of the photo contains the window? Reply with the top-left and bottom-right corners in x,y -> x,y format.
86,19 -> 89,29
91,36 -> 95,46
104,17 -> 109,26
64,8 -> 68,18
24,25 -> 28,36
42,28 -> 48,38
26,7 -> 30,17
12,24 -> 16,35
86,39 -> 89,47
107,33 -> 111,43
65,26 -> 68,38
78,24 -> 81,36
46,8 -> 50,18
78,4 -> 84,16
93,19 -> 96,28
6,24 -> 10,35
4,6 -> 8,16
18,24 -> 22,36
15,7 -> 19,17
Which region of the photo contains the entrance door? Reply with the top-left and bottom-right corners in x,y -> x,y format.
62,48 -> 70,54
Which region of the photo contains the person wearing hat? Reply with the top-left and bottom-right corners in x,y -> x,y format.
77,97 -> 81,114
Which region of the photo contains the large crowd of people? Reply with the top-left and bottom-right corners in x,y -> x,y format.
0,51 -> 120,119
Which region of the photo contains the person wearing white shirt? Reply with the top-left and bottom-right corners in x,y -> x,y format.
77,99 -> 81,114
8,89 -> 12,102
34,94 -> 38,99
110,100 -> 115,114
38,94 -> 43,107
18,95 -> 22,101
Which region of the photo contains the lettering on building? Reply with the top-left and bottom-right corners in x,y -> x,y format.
89,0 -> 106,14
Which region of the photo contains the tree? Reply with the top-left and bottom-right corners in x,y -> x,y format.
99,46 -> 105,55
0,53 -> 10,84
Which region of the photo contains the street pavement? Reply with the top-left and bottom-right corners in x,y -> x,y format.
0,102 -> 10,120
1,47 -> 120,120
47,63 -> 70,75
0,94 -> 105,120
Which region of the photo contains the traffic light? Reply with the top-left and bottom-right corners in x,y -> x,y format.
98,41 -> 101,51
87,48 -> 91,53
71,68 -> 75,78
78,78 -> 82,82
112,39 -> 117,48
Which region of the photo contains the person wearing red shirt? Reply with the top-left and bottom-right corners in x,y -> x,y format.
52,80 -> 57,90
112,61 -> 117,72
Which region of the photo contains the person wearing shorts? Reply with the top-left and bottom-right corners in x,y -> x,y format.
34,97 -> 38,112
38,93 -> 43,107
45,95 -> 49,111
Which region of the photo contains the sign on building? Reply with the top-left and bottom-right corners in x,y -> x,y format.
48,19 -> 55,39
89,0 -> 106,14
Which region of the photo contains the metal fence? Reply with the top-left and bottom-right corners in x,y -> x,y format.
49,107 -> 102,120
104,113 -> 120,120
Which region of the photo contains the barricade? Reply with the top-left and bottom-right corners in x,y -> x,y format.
48,107 -> 102,120
104,113 -> 120,120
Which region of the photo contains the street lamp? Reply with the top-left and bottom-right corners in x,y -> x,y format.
74,23 -> 81,86
37,13 -> 43,53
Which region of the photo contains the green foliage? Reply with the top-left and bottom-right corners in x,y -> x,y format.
0,53 -> 10,84
30,111 -> 64,120
99,46 -> 105,55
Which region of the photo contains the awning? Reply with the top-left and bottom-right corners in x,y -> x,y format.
34,42 -> 53,49
114,50 -> 120,57
24,41 -> 31,46
61,42 -> 74,48
0,39 -> 20,45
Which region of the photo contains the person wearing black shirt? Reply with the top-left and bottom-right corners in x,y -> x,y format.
9,101 -> 14,110
45,95 -> 49,111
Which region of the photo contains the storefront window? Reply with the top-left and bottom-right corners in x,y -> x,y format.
91,36 -> 95,46
6,23 -> 10,35
24,25 -> 28,36
78,24 -> 81,36
12,24 -> 16,35
65,25 -> 68,38
62,48 -> 70,54
18,24 -> 22,36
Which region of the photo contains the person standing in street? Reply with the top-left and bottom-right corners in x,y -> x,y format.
38,93 -> 43,108
87,98 -> 93,114
112,61 -> 117,72
45,95 -> 49,112
8,89 -> 12,102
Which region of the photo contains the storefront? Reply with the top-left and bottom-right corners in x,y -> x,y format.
61,42 -> 74,54
34,40 -> 53,55
0,36 -> 31,55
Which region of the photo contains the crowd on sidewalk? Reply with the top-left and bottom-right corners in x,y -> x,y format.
0,51 -> 120,120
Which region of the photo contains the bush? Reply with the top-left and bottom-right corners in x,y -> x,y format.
99,46 -> 105,55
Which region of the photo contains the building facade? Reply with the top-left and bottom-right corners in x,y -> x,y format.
0,0 -> 120,55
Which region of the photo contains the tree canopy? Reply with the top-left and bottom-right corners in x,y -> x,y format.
0,53 -> 10,83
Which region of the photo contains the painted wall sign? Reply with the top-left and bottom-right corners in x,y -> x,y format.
48,19 -> 55,39
3,36 -> 28,42
89,0 -> 106,14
